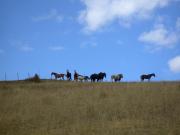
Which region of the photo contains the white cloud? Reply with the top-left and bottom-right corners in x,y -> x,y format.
79,0 -> 171,32
168,55 -> 180,73
9,40 -> 34,52
49,46 -> 64,51
139,24 -> 179,50
32,9 -> 63,22
20,45 -> 34,52
80,41 -> 98,48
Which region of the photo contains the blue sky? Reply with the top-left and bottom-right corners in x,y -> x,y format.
0,0 -> 180,81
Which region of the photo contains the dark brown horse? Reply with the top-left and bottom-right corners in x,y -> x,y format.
74,71 -> 79,82
74,70 -> 83,82
66,70 -> 72,81
140,73 -> 155,81
51,72 -> 66,80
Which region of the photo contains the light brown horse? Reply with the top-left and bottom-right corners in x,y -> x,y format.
51,72 -> 66,80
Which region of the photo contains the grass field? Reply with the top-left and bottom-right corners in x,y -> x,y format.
0,80 -> 180,135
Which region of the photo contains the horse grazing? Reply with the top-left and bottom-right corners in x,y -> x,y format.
78,75 -> 90,82
140,73 -> 155,81
84,76 -> 90,81
51,72 -> 66,80
111,74 -> 123,82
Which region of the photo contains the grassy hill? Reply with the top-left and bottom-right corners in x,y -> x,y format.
0,81 -> 180,135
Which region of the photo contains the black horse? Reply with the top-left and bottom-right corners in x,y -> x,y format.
98,72 -> 106,82
90,72 -> 106,82
140,73 -> 155,81
66,70 -> 72,81
90,73 -> 99,82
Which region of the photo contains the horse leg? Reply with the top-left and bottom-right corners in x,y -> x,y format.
97,78 -> 100,82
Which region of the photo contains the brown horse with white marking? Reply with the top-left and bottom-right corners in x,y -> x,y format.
51,72 -> 66,80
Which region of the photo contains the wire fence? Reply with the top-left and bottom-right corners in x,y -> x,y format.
0,72 -> 43,81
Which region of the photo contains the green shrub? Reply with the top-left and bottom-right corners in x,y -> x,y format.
25,74 -> 41,83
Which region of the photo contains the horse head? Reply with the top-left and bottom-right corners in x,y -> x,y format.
151,73 -> 156,77
51,72 -> 56,76
103,73 -> 106,78
119,74 -> 123,78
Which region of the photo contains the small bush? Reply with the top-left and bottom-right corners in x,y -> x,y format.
25,74 -> 41,83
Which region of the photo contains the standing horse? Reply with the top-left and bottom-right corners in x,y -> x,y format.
84,76 -> 90,82
111,74 -> 123,82
140,73 -> 155,81
90,72 -> 106,82
74,70 -> 79,82
78,75 -> 90,82
66,70 -> 72,81
51,72 -> 66,80
90,73 -> 99,82
98,72 -> 106,82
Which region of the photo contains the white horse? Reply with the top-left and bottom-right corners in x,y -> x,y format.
111,74 -> 123,82
78,75 -> 90,82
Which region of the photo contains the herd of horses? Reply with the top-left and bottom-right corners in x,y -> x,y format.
51,71 -> 156,82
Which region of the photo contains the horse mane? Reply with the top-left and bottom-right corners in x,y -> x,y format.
51,72 -> 56,75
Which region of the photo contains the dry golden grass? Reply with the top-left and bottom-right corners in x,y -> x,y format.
0,81 -> 180,135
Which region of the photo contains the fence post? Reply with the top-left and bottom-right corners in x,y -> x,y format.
28,73 -> 30,78
5,72 -> 6,81
17,72 -> 19,81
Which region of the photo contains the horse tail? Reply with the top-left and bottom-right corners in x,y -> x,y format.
51,73 -> 53,80
51,72 -> 54,76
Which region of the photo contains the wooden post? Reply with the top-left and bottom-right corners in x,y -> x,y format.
5,72 -> 6,81
17,72 -> 19,81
